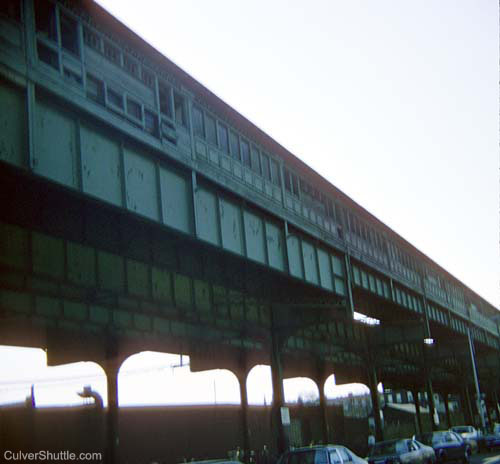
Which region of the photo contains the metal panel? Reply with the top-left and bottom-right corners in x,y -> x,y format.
317,249 -> 333,290
0,80 -> 27,167
302,240 -> 319,285
159,167 -> 193,234
81,123 -> 122,206
32,232 -> 64,279
194,279 -> 211,313
151,267 -> 173,305
0,17 -> 23,49
34,99 -> 78,188
287,235 -> 303,278
97,251 -> 124,292
219,198 -> 244,255
0,223 -> 29,270
195,186 -> 220,246
124,146 -> 159,221
127,259 -> 150,297
243,211 -> 266,264
265,222 -> 285,271
66,241 -> 96,287
174,273 -> 192,309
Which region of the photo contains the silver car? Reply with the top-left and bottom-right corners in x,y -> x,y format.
368,438 -> 432,464
278,444 -> 368,464
450,426 -> 479,454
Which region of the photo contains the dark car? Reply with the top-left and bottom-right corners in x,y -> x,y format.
415,431 -> 468,464
367,438 -> 430,464
277,444 -> 368,464
480,424 -> 500,451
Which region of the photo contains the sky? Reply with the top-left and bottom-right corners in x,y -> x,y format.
1,0 -> 499,407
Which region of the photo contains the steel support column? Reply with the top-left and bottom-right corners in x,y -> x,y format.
426,379 -> 438,431
368,367 -> 383,441
317,369 -> 330,444
270,322 -> 288,455
412,389 -> 422,435
443,392 -> 452,428
238,373 -> 250,460
105,358 -> 120,464
484,398 -> 493,431
493,391 -> 500,420
463,386 -> 474,426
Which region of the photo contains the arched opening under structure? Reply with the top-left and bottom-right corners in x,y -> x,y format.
0,345 -> 106,407
118,351 -> 240,406
284,377 -> 320,405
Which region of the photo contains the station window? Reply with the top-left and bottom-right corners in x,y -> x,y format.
229,130 -> 240,161
86,74 -> 104,104
217,123 -> 229,154
326,199 -> 334,219
144,110 -> 158,136
300,178 -> 309,196
270,159 -> 280,186
141,69 -> 155,89
205,114 -> 217,145
241,140 -> 251,167
158,83 -> 172,118
261,154 -> 271,181
291,173 -> 299,197
126,97 -> 142,120
83,26 -> 100,51
284,168 -> 292,192
173,92 -> 187,127
63,67 -> 82,84
123,54 -> 139,78
192,105 -> 204,138
0,0 -> 21,22
35,0 -> 57,41
60,13 -> 79,55
37,42 -> 59,69
104,41 -> 120,65
250,146 -> 261,174
107,87 -> 123,110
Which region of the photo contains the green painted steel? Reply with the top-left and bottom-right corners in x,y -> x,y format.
124,146 -> 159,221
81,122 -> 123,206
34,98 -> 79,188
0,0 -> 497,350
0,79 -> 27,166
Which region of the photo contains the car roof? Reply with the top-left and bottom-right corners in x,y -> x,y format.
178,460 -> 241,464
288,445 -> 346,451
373,439 -> 403,445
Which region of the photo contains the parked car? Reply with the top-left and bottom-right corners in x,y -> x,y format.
413,440 -> 436,463
277,444 -> 368,464
177,458 -> 241,464
176,461 -> 241,464
367,438 -> 431,464
415,431 -> 468,463
480,423 -> 500,451
450,426 -> 480,454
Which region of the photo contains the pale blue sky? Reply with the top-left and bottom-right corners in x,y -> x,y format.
94,0 -> 499,307
1,0 -> 498,407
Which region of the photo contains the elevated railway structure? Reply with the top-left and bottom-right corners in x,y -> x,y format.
0,1 -> 499,462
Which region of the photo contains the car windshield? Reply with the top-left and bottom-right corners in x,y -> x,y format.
416,433 -> 446,446
287,450 -> 329,464
452,426 -> 471,434
370,441 -> 398,456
